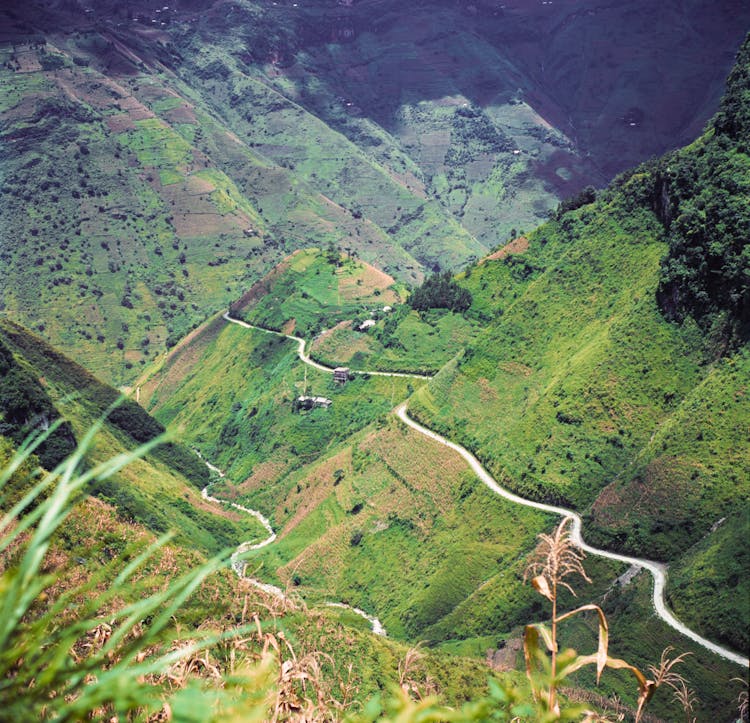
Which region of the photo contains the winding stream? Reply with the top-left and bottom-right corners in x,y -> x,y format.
217,312 -> 748,668
196,450 -> 387,634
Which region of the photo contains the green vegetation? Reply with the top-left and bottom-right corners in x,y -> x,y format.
0,335 -> 76,470
0,29 -> 474,385
0,320 -> 267,554
136,307 -> 744,718
0,422 -> 242,721
522,520 -> 696,722
406,39 -> 750,661
1,424 -> 515,721
312,306 -> 478,375
668,511 -> 750,653
409,271 -> 473,313
231,249 -> 481,374
143,315 -> 414,486
654,39 -> 750,344
6,417 -> 736,720
2,5 -> 749,720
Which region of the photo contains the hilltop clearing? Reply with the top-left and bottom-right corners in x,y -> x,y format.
227,248 -> 481,374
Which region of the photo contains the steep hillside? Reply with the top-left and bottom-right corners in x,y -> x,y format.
140,309 -> 415,486
136,301 -> 743,718
3,2 -> 749,718
0,3 -> 478,384
0,445 -> 504,719
173,0 -> 749,244
408,40 -> 750,656
0,319 -> 269,554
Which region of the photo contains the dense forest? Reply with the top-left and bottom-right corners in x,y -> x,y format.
654,39 -> 750,345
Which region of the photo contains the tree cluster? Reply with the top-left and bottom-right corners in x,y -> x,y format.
554,185 -> 596,219
409,271 -> 472,313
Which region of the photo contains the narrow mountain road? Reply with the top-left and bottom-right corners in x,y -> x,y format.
395,405 -> 749,669
217,312 -> 748,668
223,313 -> 431,379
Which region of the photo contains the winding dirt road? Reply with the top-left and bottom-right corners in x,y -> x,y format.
218,312 -> 748,668
395,406 -> 748,668
223,313 -> 431,379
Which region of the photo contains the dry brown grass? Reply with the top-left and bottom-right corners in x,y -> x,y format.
734,676 -> 749,722
480,236 -> 530,264
398,645 -> 440,702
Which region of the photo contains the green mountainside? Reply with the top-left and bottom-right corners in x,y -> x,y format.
131,34 -> 750,717
0,318 -> 273,554
138,277 -> 745,717
0,10 -> 478,386
0,411 -> 503,720
1,0 -> 747,385
408,44 -> 750,655
1,1 -> 749,719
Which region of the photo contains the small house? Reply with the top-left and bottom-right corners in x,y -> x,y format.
296,396 -> 332,410
334,367 -> 350,384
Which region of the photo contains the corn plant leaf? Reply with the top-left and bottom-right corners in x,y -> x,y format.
605,655 -> 656,720
531,574 -> 553,601
556,652 -> 597,680
523,625 -> 542,693
527,623 -> 555,654
557,603 -> 608,682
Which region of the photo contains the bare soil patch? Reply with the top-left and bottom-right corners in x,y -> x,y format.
164,104 -> 197,124
338,261 -> 397,302
14,45 -> 41,72
481,235 -> 529,263
106,113 -> 135,132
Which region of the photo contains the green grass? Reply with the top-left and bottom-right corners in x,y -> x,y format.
0,418 -> 508,720
144,317 -> 414,491
158,168 -> 183,186
311,308 -> 479,374
0,423 -> 245,721
667,510 -> 750,653
119,118 -> 193,168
